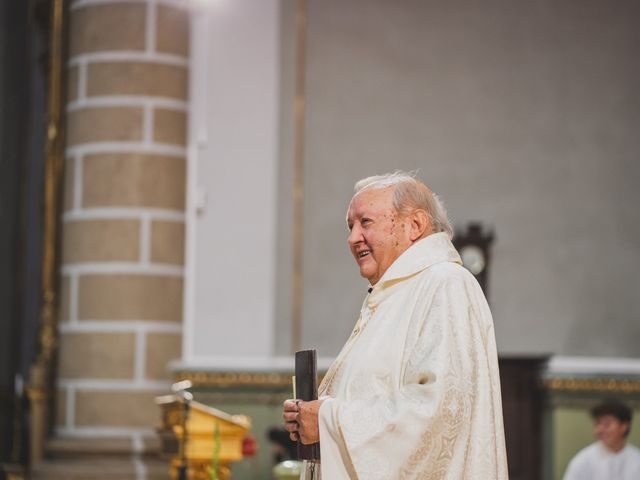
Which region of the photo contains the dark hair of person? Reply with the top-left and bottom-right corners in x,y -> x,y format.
591,399 -> 633,437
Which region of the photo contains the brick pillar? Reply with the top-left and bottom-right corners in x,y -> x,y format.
58,0 -> 188,445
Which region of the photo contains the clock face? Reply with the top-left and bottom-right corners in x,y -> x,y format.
460,245 -> 486,276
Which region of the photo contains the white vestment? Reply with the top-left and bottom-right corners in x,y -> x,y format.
317,233 -> 508,480
563,442 -> 640,480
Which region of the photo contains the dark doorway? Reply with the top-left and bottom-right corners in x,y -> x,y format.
499,357 -> 547,480
0,0 -> 49,469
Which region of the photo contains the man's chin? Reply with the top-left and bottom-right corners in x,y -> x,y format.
358,261 -> 379,283
359,270 -> 374,282
359,271 -> 378,285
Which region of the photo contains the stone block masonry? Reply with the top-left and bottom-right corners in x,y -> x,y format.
57,0 -> 189,452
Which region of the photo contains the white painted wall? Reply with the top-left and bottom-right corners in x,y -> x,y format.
185,0 -> 640,364
184,0 -> 281,362
297,0 -> 640,358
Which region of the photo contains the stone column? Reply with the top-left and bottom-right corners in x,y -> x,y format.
57,0 -> 188,447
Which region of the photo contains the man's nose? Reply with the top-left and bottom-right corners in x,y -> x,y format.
347,225 -> 362,246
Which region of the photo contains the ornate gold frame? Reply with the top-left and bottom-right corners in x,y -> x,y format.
27,0 -> 67,465
542,377 -> 640,394
175,371 -> 295,388
174,370 -> 326,388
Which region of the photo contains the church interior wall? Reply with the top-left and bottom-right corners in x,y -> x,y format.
278,0 -> 640,359
186,0 -> 281,361
3,0 -> 640,478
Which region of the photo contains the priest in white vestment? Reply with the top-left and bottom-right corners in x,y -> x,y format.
284,172 -> 508,480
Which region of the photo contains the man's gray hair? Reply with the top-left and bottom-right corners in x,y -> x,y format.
353,171 -> 453,239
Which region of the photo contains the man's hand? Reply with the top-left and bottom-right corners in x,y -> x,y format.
282,398 -> 323,444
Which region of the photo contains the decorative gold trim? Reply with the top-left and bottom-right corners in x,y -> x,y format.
542,378 -> 640,393
38,0 -> 66,369
175,372 -> 294,388
291,0 -> 307,353
28,0 -> 67,465
188,392 -> 291,405
175,371 -> 326,388
25,387 -> 51,403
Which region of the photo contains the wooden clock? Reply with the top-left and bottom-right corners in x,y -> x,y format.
453,223 -> 494,300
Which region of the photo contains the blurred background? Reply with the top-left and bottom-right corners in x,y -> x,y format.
1,0 -> 639,479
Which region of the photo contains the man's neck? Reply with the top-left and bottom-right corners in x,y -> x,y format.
604,440 -> 626,454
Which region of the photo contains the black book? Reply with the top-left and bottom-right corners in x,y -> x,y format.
295,349 -> 321,461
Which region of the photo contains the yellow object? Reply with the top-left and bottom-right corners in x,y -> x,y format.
156,394 -> 251,480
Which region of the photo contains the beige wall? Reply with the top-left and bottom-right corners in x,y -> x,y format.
279,0 -> 640,358
58,0 -> 188,440
52,3 -> 640,478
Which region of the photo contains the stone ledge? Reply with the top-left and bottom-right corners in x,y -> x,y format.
32,457 -> 169,480
46,436 -> 159,458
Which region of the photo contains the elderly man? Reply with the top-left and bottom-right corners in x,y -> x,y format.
563,400 -> 640,480
284,172 -> 508,479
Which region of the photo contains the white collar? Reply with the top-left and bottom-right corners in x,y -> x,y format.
372,232 -> 462,289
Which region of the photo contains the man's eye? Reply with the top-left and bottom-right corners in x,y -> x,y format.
361,218 -> 371,225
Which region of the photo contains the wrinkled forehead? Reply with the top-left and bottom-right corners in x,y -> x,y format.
346,186 -> 396,221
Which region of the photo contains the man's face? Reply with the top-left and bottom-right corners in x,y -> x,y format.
594,414 -> 629,451
346,187 -> 413,285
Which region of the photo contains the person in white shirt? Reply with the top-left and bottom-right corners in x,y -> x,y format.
563,399 -> 640,480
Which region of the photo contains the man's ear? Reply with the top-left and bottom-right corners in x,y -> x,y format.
622,421 -> 631,437
409,210 -> 431,241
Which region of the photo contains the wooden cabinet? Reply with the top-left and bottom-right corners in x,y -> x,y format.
499,357 -> 547,480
